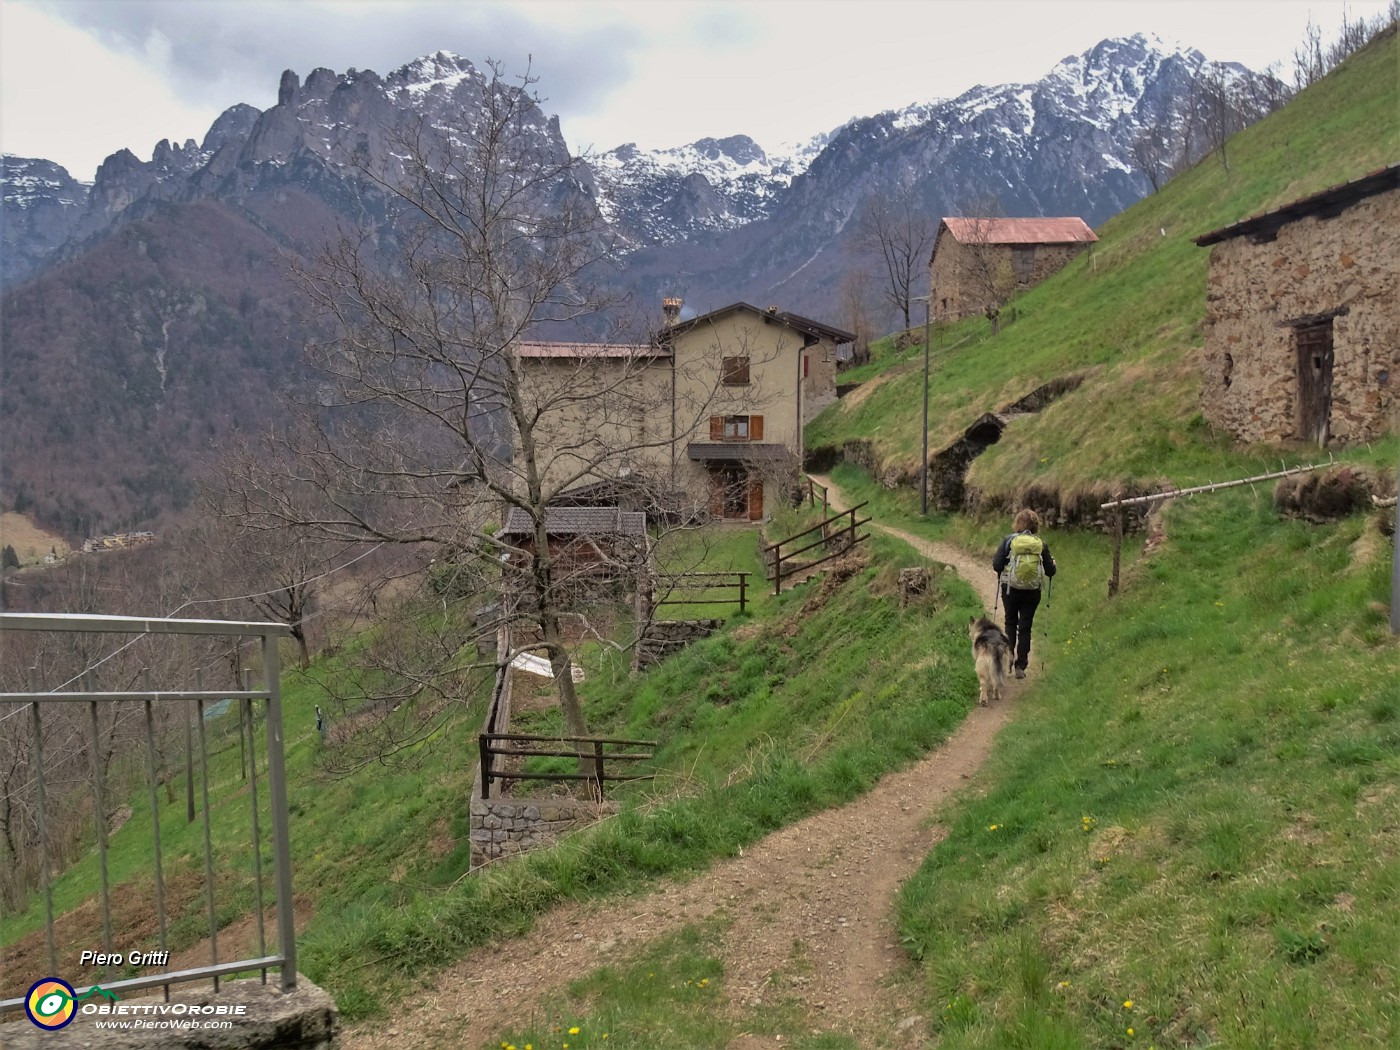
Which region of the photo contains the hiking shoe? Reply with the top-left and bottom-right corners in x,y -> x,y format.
1015,667 -> 1026,679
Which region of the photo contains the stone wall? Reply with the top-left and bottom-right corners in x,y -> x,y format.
635,618 -> 722,669
930,238 -> 1090,322
469,789 -> 617,868
1200,188 -> 1398,445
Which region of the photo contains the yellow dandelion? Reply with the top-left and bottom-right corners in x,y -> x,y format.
569,1028 -> 581,1035
1127,1028 -> 1135,1037
1124,999 -> 1134,1009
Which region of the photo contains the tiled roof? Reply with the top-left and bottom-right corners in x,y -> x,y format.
500,506 -> 648,538
667,303 -> 855,344
1194,164 -> 1400,246
939,217 -> 1098,245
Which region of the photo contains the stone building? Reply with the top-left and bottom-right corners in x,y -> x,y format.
928,217 -> 1097,322
1194,165 -> 1399,446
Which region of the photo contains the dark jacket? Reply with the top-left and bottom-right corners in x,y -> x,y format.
993,532 -> 1057,587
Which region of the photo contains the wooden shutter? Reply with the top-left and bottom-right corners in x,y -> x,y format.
749,415 -> 764,441
748,477 -> 764,520
709,415 -> 723,440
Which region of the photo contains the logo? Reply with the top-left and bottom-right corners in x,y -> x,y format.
25,978 -> 77,1030
24,979 -> 120,1029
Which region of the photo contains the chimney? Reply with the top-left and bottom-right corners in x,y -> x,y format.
662,297 -> 683,327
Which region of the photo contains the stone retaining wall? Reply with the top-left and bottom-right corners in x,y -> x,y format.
635,618 -> 722,669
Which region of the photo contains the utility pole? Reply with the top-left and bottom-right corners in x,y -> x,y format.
1392,445 -> 1400,634
913,297 -> 931,514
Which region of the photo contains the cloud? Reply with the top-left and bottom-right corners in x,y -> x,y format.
35,0 -> 641,118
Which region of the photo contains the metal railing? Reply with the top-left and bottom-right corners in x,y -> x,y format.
0,612 -> 297,1014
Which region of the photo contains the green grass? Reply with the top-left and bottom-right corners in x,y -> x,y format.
807,28 -> 1399,502
6,28 -> 1398,1047
894,487 -> 1399,1049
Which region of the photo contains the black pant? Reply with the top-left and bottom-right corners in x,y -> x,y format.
1001,587 -> 1042,670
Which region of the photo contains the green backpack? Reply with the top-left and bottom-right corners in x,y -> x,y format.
1004,533 -> 1045,590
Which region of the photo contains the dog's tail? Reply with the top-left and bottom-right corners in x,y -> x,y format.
993,640 -> 1011,685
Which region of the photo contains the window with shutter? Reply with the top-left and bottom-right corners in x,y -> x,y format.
721,356 -> 751,385
722,415 -> 750,440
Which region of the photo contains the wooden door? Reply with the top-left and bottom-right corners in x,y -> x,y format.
1295,320 -> 1334,445
748,476 -> 764,520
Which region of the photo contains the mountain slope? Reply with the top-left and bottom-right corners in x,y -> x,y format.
0,37 -> 1283,534
807,24 -> 1398,509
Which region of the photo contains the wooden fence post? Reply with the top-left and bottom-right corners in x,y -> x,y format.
738,572 -> 747,614
1109,499 -> 1123,598
592,740 -> 606,801
479,735 -> 492,800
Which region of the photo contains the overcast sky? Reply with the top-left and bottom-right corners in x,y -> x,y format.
1,0 -> 1391,182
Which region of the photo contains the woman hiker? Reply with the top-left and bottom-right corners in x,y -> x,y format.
992,508 -> 1057,679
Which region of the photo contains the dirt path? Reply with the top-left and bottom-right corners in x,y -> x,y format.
346,477 -> 1017,1050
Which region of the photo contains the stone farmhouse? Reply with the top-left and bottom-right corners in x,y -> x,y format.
514,301 -> 852,522
1194,165 -> 1399,446
928,216 -> 1097,323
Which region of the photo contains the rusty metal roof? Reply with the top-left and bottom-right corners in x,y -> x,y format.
500,506 -> 648,537
1194,164 -> 1400,246
939,217 -> 1098,245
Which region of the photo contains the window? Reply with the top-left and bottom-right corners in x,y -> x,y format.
708,414 -> 764,442
721,356 -> 751,385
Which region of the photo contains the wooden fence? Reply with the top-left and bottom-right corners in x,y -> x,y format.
478,732 -> 656,800
762,502 -> 871,595
651,570 -> 750,614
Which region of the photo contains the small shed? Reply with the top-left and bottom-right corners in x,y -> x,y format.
929,216 -> 1097,322
1194,165 -> 1399,446
498,506 -> 648,583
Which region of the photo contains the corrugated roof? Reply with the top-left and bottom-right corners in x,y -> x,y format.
939,217 -> 1098,245
515,342 -> 668,359
499,506 -> 648,537
1194,164 -> 1400,246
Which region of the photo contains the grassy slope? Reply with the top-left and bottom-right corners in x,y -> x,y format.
807,28 -> 1399,499
812,33 -> 1400,1050
5,30 -> 1397,1050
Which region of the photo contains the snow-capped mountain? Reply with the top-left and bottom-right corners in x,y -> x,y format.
618,32 -> 1280,315
1,156 -> 90,287
589,129 -> 833,246
0,35 -> 1285,530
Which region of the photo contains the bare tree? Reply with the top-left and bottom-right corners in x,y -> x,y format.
1130,126 -> 1172,194
949,203 -> 1015,336
837,267 -> 878,367
236,62 -> 740,754
854,180 -> 938,333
